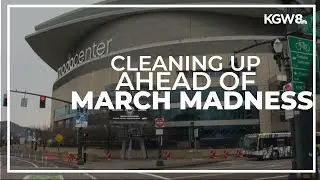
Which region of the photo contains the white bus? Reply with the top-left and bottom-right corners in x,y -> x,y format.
242,132 -> 320,160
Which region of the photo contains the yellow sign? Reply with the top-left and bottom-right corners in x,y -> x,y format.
55,133 -> 63,143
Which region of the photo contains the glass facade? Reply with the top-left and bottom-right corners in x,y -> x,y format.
104,85 -> 259,122
162,124 -> 260,148
54,85 -> 259,122
54,105 -> 76,119
54,83 -> 260,148
151,106 -> 259,122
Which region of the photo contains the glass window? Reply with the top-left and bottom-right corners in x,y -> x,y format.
201,88 -> 210,101
276,138 -> 286,147
201,107 -> 211,120
65,119 -> 70,128
262,138 -> 278,148
65,105 -> 71,114
170,109 -> 180,121
58,121 -> 63,128
54,106 -> 67,118
285,137 -> 291,146
171,89 -> 181,103
317,136 -> 320,144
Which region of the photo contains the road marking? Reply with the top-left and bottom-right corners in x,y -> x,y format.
48,162 -> 58,168
23,175 -> 30,180
173,173 -> 233,179
14,158 -> 39,168
172,164 -> 288,179
253,175 -> 289,180
84,173 -> 97,179
23,175 -> 64,180
182,162 -> 290,170
139,173 -> 172,180
10,166 -> 57,169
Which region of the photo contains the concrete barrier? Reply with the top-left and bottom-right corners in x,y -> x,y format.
38,147 -> 243,160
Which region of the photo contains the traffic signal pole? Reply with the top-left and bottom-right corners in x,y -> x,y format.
77,127 -> 84,165
6,89 -> 88,164
283,4 -> 316,179
9,90 -> 72,104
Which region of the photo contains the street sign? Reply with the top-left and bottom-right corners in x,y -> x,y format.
155,117 -> 164,128
156,129 -> 163,135
194,128 -> 199,138
285,110 -> 294,120
21,97 -> 28,107
55,133 -> 63,143
287,36 -> 319,94
32,132 -> 36,141
75,106 -> 88,128
302,11 -> 320,37
283,83 -> 292,92
20,137 -> 25,145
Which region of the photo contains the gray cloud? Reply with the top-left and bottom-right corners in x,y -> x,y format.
1,0 -> 100,127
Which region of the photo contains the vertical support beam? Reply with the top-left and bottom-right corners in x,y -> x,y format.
296,109 -> 313,170
127,139 -> 132,160
77,127 -> 83,164
139,137 -> 147,159
121,139 -> 126,160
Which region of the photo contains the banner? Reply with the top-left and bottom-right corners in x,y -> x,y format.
109,104 -> 149,121
75,106 -> 88,128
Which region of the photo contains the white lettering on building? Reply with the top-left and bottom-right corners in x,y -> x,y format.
57,38 -> 113,78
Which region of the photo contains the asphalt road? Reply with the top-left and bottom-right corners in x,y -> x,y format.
0,155 -> 316,180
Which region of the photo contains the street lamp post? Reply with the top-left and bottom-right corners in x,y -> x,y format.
273,39 -> 284,71
156,134 -> 164,166
156,92 -> 164,167
273,38 -> 297,166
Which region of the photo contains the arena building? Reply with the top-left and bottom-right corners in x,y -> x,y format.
25,0 -> 306,148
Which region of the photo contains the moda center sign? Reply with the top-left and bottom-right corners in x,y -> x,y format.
57,38 -> 113,78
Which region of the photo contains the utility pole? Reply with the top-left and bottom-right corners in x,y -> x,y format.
156,102 -> 164,167
83,132 -> 88,163
280,1 -> 318,178
8,89 -> 89,165
77,127 -> 84,165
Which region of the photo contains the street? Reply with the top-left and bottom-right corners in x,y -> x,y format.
0,154 -> 309,180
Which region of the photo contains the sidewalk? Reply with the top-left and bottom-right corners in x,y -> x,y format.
76,158 -> 226,170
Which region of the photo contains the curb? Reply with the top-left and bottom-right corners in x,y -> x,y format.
130,159 -> 227,170
75,159 -> 228,170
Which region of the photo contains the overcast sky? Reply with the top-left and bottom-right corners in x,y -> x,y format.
1,0 -> 100,128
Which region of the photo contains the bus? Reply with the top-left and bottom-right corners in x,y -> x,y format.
242,132 -> 320,160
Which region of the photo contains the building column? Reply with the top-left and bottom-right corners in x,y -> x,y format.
258,84 -> 272,133
259,110 -> 272,133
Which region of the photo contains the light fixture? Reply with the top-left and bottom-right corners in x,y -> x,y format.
273,39 -> 283,54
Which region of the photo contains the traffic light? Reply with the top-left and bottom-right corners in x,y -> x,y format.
283,58 -> 291,81
39,96 -> 46,108
3,94 -> 7,107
